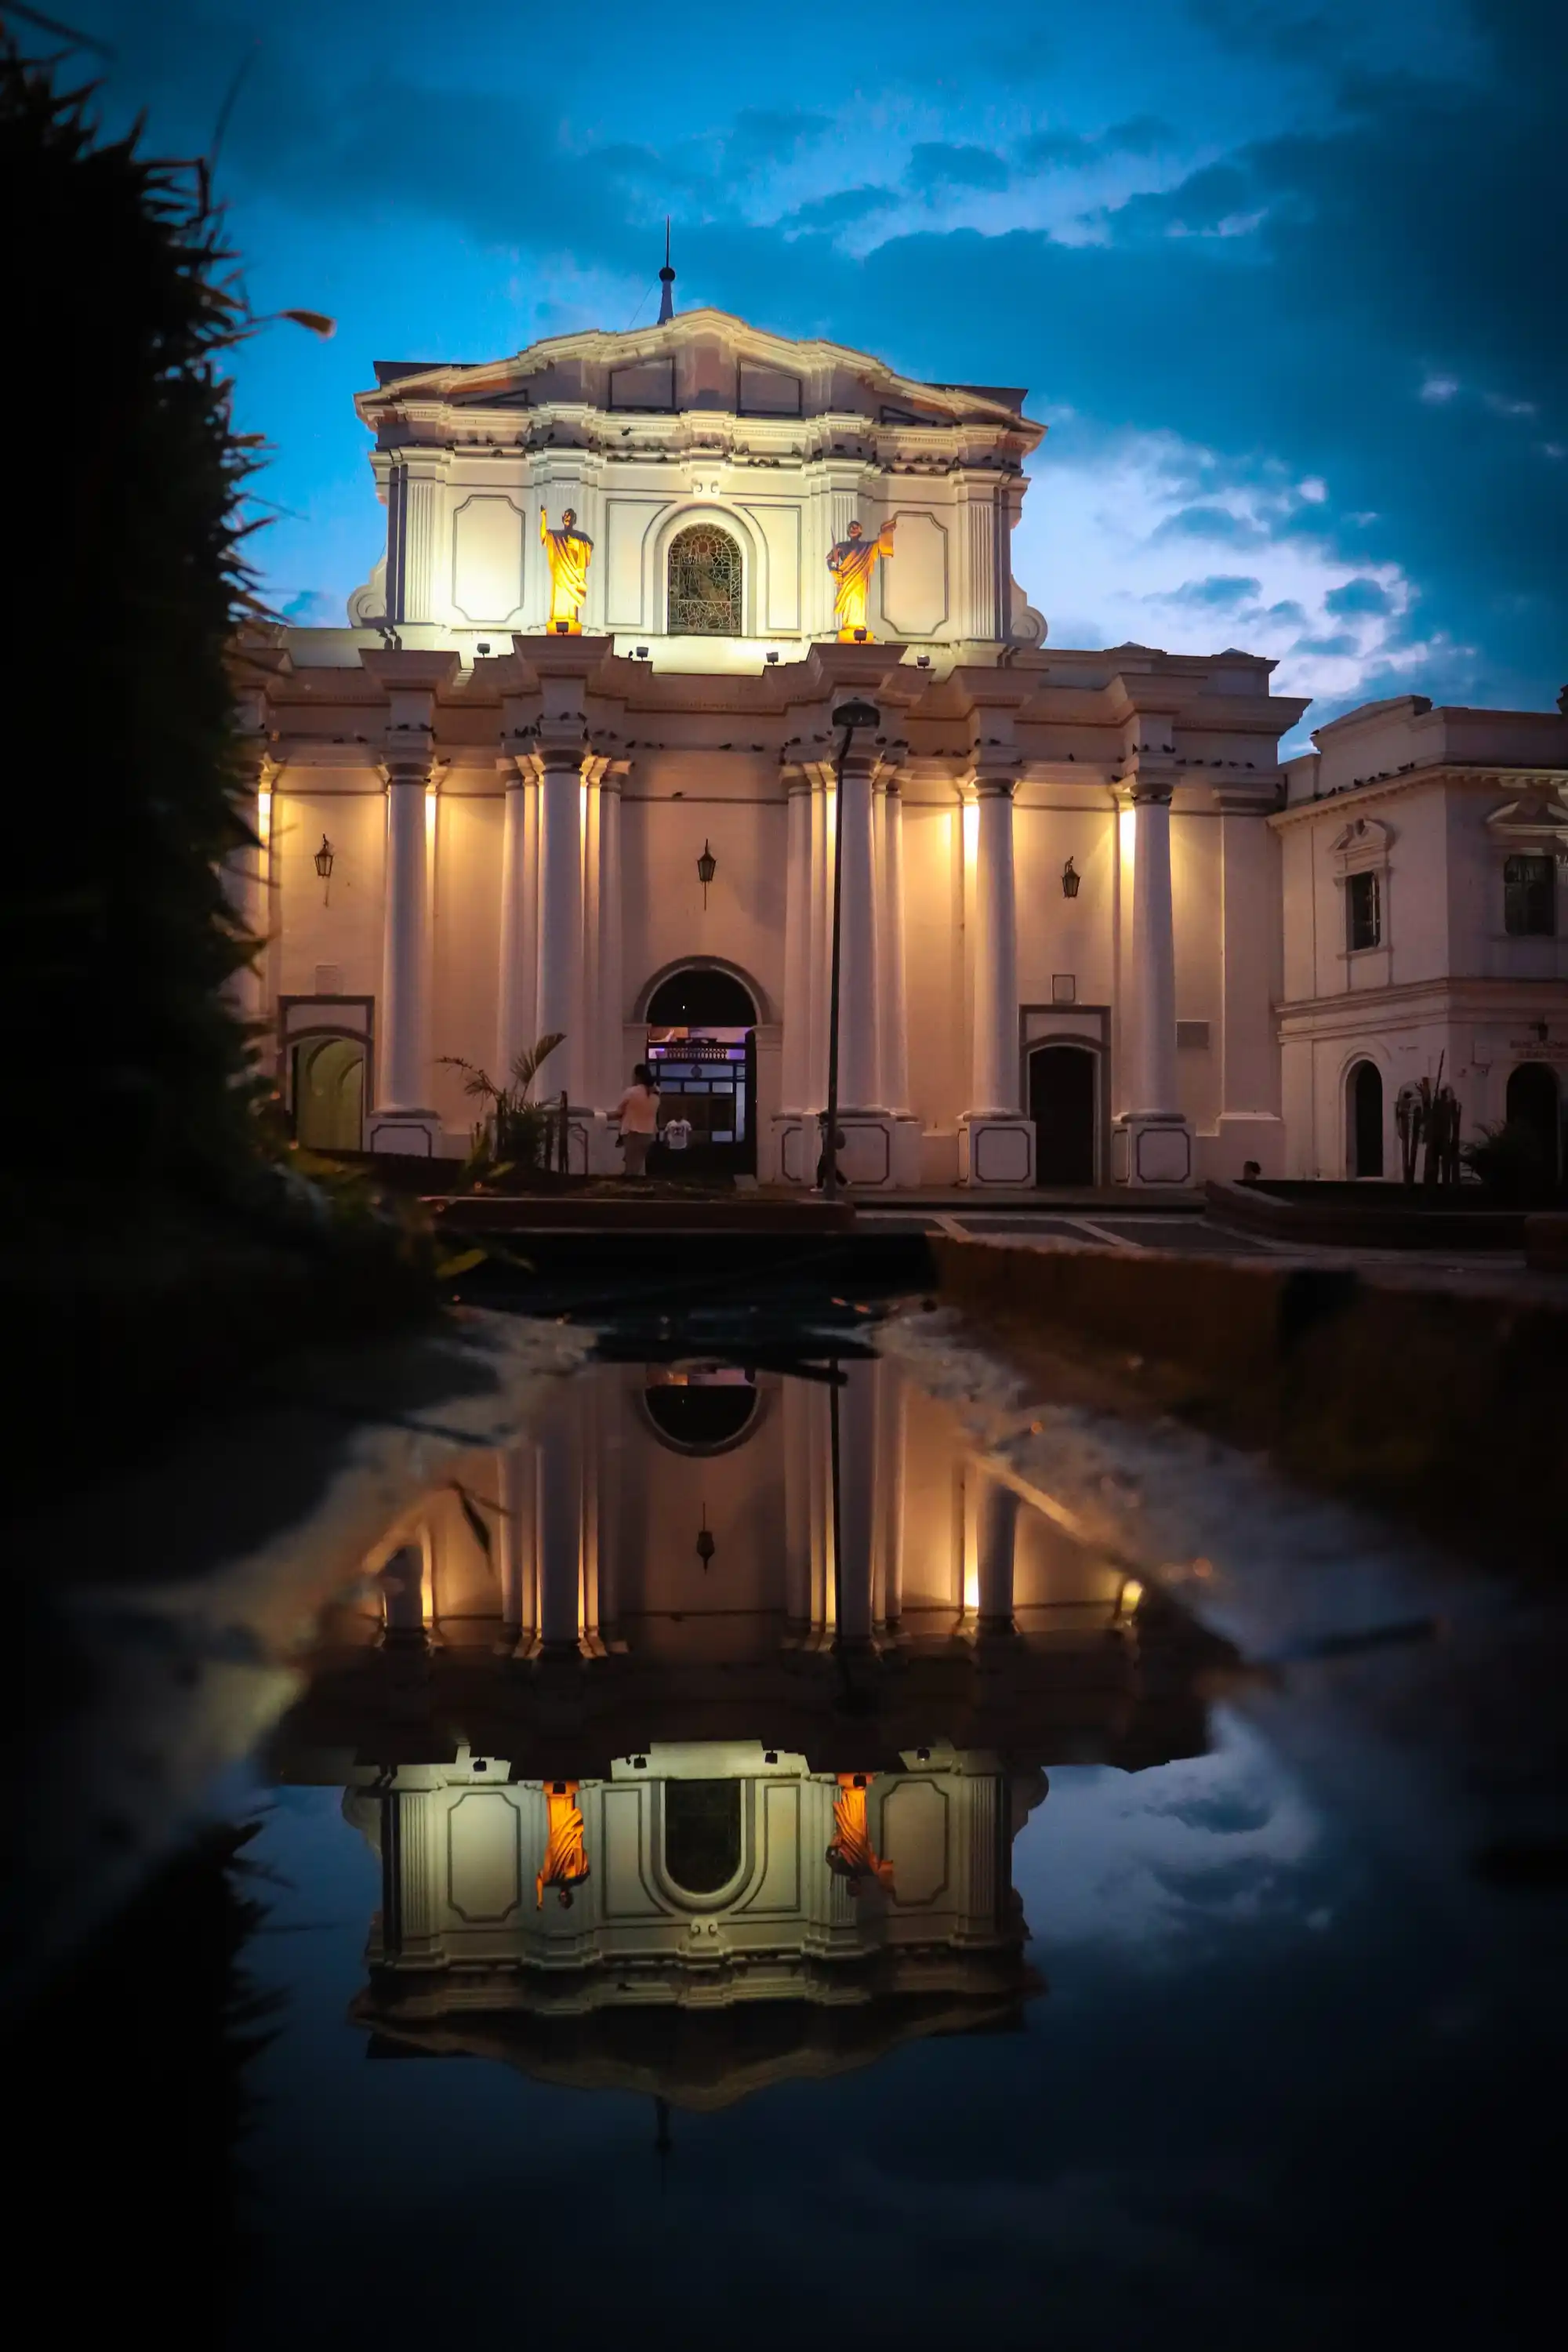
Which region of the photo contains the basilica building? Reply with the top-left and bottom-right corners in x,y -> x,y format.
234,292 -> 1567,1186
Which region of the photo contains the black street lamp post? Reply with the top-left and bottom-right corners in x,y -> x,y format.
822,698 -> 880,1203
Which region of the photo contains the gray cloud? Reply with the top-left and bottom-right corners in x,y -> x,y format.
1324,575 -> 1395,615
1169,572 -> 1265,607
906,141 -> 1011,194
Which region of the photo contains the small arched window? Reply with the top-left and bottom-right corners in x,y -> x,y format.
668,524 -> 742,634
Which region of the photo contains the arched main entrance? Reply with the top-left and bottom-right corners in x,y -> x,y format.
1029,1043 -> 1098,1186
641,1367 -> 760,1454
1347,1058 -> 1384,1178
644,965 -> 758,1176
292,1033 -> 365,1152
1506,1062 -> 1562,1184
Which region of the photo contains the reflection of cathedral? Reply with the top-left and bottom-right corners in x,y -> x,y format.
278,1360 -> 1217,2107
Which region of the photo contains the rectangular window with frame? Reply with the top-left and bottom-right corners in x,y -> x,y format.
1346,869 -> 1381,951
1504,853 -> 1556,937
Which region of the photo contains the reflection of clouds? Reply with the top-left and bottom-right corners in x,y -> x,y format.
1014,1713 -> 1325,1957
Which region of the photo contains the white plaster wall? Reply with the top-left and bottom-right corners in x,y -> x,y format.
270,780 -> 386,1011
902,800 -> 967,1138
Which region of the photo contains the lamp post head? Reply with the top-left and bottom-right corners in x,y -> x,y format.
832,698 -> 880,734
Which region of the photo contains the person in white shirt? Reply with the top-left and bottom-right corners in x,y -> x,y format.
662,1113 -> 693,1156
614,1062 -> 659,1176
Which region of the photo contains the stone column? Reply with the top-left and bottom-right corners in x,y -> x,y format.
836,749 -> 881,1112
596,763 -> 626,1110
387,450 -> 450,626
975,1476 -> 1018,1639
835,1359 -> 877,1651
497,1443 -> 537,1651
227,760 -> 272,1029
1115,783 -> 1192,1184
961,775 -> 1034,1185
873,1356 -> 906,1634
781,768 -> 813,1114
377,1785 -> 441,1964
536,1414 -> 582,1655
496,758 -> 538,1080
371,752 -> 441,1153
535,748 -> 584,1109
808,771 -> 831,1114
877,772 -> 921,1185
1218,789 -> 1284,1174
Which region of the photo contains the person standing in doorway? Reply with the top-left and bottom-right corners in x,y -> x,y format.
662,1107 -> 694,1163
615,1062 -> 659,1178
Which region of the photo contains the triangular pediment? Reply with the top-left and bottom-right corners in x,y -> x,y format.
356,310 -> 1038,441
1485,788 -> 1568,840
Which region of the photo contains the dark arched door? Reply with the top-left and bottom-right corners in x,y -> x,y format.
1506,1062 -> 1562,1184
1029,1044 -> 1098,1186
644,967 -> 758,1176
1348,1059 -> 1384,1178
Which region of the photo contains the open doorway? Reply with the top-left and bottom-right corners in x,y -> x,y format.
1506,1061 -> 1562,1184
1347,1058 -> 1384,1178
292,1033 -> 365,1153
1029,1042 -> 1098,1186
644,966 -> 758,1177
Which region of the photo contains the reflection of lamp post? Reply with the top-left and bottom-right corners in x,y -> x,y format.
314,834 -> 335,904
696,839 -> 717,909
822,698 -> 880,1204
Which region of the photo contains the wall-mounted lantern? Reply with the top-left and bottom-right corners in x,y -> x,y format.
1061,856 -> 1081,900
695,1506 -> 716,1571
696,839 -> 717,909
315,835 -> 336,901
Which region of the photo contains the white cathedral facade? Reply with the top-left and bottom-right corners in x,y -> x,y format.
233,299 -> 1568,1187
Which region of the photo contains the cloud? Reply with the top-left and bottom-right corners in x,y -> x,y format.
779,186 -> 898,235
1152,504 -> 1271,547
1016,114 -> 1174,172
1167,572 -> 1265,607
727,108 -> 830,166
906,141 -> 1011,195
1324,575 -> 1394,615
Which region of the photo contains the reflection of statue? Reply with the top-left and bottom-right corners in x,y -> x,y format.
536,1779 -> 590,1907
539,506 -> 593,633
826,1772 -> 895,1892
827,517 -> 896,641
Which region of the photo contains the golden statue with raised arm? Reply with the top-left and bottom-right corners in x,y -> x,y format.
827,515 -> 897,641
539,504 -> 593,633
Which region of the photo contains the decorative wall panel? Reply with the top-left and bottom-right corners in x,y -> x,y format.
450,494 -> 524,622
880,510 -> 949,637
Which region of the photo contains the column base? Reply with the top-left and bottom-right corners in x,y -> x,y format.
1208,1112 -> 1286,1180
365,1109 -> 443,1157
1112,1112 -> 1194,1185
770,1112 -> 921,1189
959,1113 -> 1036,1188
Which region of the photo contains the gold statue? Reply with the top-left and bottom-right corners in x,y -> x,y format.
535,1780 -> 590,1908
539,505 -> 593,633
826,1773 -> 896,1893
827,516 -> 896,641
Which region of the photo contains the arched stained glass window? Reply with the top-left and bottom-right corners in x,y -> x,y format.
668,524 -> 742,634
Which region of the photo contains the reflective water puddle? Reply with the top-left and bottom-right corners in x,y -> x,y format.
24,1344 -> 1559,2347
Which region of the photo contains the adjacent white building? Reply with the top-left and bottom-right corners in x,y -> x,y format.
234,296 -> 1568,1187
1276,695 -> 1568,1180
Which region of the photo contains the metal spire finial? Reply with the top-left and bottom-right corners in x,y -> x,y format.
658,218 -> 675,323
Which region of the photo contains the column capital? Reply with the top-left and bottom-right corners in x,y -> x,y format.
967,769 -> 1018,800
1118,779 -> 1174,808
379,746 -> 435,790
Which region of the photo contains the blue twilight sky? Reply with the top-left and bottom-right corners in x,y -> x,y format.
42,0 -> 1566,746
